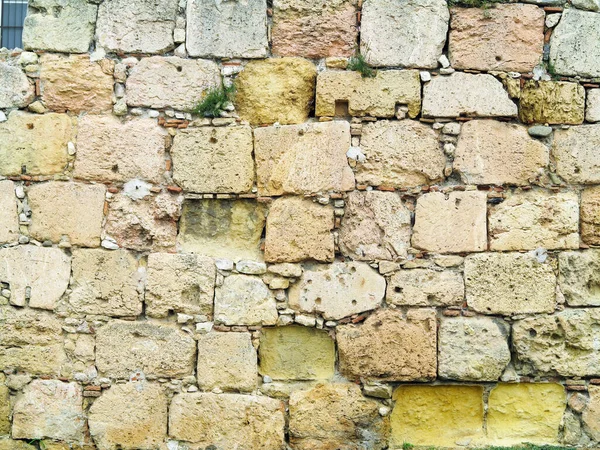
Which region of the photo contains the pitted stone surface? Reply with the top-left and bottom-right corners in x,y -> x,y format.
519,81 -> 585,125
0,378 -> 8,435
559,250 -> 600,307
582,186 -> 600,245
0,62 -> 34,108
387,268 -> 464,307
214,274 -> 277,326
0,180 -> 18,244
553,124 -> 600,184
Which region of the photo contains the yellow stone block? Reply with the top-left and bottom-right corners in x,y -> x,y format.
519,80 -> 585,125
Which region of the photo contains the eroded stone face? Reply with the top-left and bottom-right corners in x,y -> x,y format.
559,250 -> 600,307
0,377 -> 8,435
214,274 -> 277,326
0,62 -> 34,108
553,125 -> 600,184
519,81 -> 585,125
387,268 -> 464,307
583,386 -> 600,441
582,187 -> 600,245
0,180 -> 18,244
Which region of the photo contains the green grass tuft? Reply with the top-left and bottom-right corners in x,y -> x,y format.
193,83 -> 236,118
347,53 -> 376,78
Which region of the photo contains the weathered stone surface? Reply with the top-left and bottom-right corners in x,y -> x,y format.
96,321 -> 196,379
96,0 -> 178,53
28,182 -> 106,247
550,9 -> 600,78
422,72 -> 518,118
360,0 -> 449,68
40,54 -> 114,114
169,393 -> 285,449
0,440 -> 35,450
88,383 -> 167,450
235,58 -> 316,125
391,385 -> 484,448
0,180 -> 17,244
583,386 -> 600,441
454,120 -> 549,185
197,332 -> 257,392
587,89 -> 600,122
513,309 -> 600,377
146,253 -> 215,318
449,5 -> 544,72
178,199 -> 267,261
465,252 -> 556,315
337,309 -> 436,381
75,115 -> 167,184
23,0 -> 97,53
0,62 -> 34,108
264,197 -> 334,263
215,274 -> 277,326
553,125 -> 600,184
355,120 -> 445,188
387,268 -> 464,307
519,81 -> 585,125
12,380 -> 84,442
582,186 -> 600,245
289,383 -> 389,450
0,376 -> 9,435
412,191 -> 488,253
254,121 -> 354,196
259,326 -> 335,380
0,112 -> 72,176
487,383 -> 566,445
489,190 -> 579,251
559,250 -> 600,306
288,261 -> 385,320
172,126 -> 254,194
187,0 -> 268,58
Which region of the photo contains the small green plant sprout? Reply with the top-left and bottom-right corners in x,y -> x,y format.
402,442 -> 415,450
193,83 -> 236,118
26,439 -> 47,450
347,50 -> 376,78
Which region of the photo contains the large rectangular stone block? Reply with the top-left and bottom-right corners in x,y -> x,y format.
386,268 -> 464,307
582,186 -> 600,245
0,180 -> 18,244
519,81 -> 585,125
553,125 -> 600,184
559,250 -> 600,307
214,274 -> 277,326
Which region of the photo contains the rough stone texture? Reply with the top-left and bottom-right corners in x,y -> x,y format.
96,0 -> 178,54
0,440 -> 35,450
254,121 -> 354,196
582,187 -> 600,245
583,386 -> 600,441
0,111 -> 72,176
449,5 -> 545,72
387,268 -> 464,307
187,0 -> 268,58
235,58 -> 316,125
454,120 -> 549,186
289,383 -> 389,450
40,54 -> 114,114
355,120 -> 445,188
587,89 -> 600,122
513,309 -> 600,377
553,125 -> 600,184
178,199 -> 267,261
146,253 -> 215,318
465,252 -> 556,315
422,72 -> 518,118
412,191 -> 488,254
390,385 -> 484,448
0,180 -> 18,244
28,182 -> 106,247
288,261 -> 385,320
0,62 -> 34,108
489,190 -> 579,251
360,0 -> 449,68
88,383 -> 167,450
169,393 -> 285,450
519,81 -> 585,125
214,274 -> 277,326
75,115 -> 167,184
559,250 -> 600,307
487,383 -> 566,445
172,126 -> 254,194
23,0 -> 96,53
12,380 -> 84,442
197,332 -> 257,392
96,321 -> 196,379
264,197 -> 334,263
337,308 -> 436,381
0,377 -> 8,435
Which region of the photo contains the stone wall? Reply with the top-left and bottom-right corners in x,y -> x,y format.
1,0 -> 600,449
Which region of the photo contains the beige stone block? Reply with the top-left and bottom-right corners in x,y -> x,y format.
520,81 -> 585,125
587,89 -> 600,122
214,274 -> 277,326
559,250 -> 600,307
387,268 -> 464,307
0,62 -> 34,108
0,180 -> 18,244
0,439 -> 35,450
0,344 -> 67,378
582,186 -> 600,245
583,386 -> 600,441
0,378 -> 9,435
553,124 -> 600,184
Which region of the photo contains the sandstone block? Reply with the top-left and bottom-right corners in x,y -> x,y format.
0,378 -> 8,435
337,309 -> 437,381
254,121 -> 354,196
583,386 -> 600,441
412,191 -> 488,254
587,89 -> 600,122
0,62 -> 34,108
387,268 -> 464,307
0,180 -> 18,244
235,58 -> 316,125
559,250 -> 600,306
519,81 -> 585,125
582,186 -> 600,244
214,274 -> 277,326
553,125 -> 600,184
172,126 -> 254,194
0,440 -> 35,450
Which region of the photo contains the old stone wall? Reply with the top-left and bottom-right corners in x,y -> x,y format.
1,0 -> 600,449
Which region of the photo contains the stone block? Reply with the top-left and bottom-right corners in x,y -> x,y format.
587,89 -> 600,122
0,377 -> 8,435
583,386 -> 600,441
386,268 -> 464,307
553,125 -> 600,184
582,186 -> 600,245
0,62 -> 34,108
214,274 -> 277,326
559,250 -> 600,307
0,180 -> 18,244
519,81 -> 585,125
0,440 -> 35,450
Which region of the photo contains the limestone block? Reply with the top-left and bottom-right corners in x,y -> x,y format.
254,121 -> 354,196
12,380 -> 84,442
289,383 -> 389,450
126,56 -> 221,111
96,321 -> 196,379
355,120 -> 445,188
0,111 -> 72,176
0,377 -> 9,435
553,125 -> 600,184
487,383 -> 566,445
583,386 -> 600,441
337,309 -> 437,381
0,180 -> 18,244
75,115 -> 167,184
449,5 -> 544,72
40,54 -> 114,114
360,0 -> 449,68
28,182 -> 106,247
559,250 -> 600,306
96,0 -> 178,54
169,393 -> 285,449
0,440 -> 35,450
454,120 -> 549,185
264,197 -> 334,263
88,383 -> 167,450
172,126 -> 254,194
412,191 -> 488,253
587,89 -> 600,122
582,186 -> 600,245
387,268 -> 464,307
178,199 -> 267,261
519,81 -> 585,125
187,0 -> 268,58
235,58 -> 316,125
214,274 -> 277,326
0,62 -> 34,108
422,72 -> 518,118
